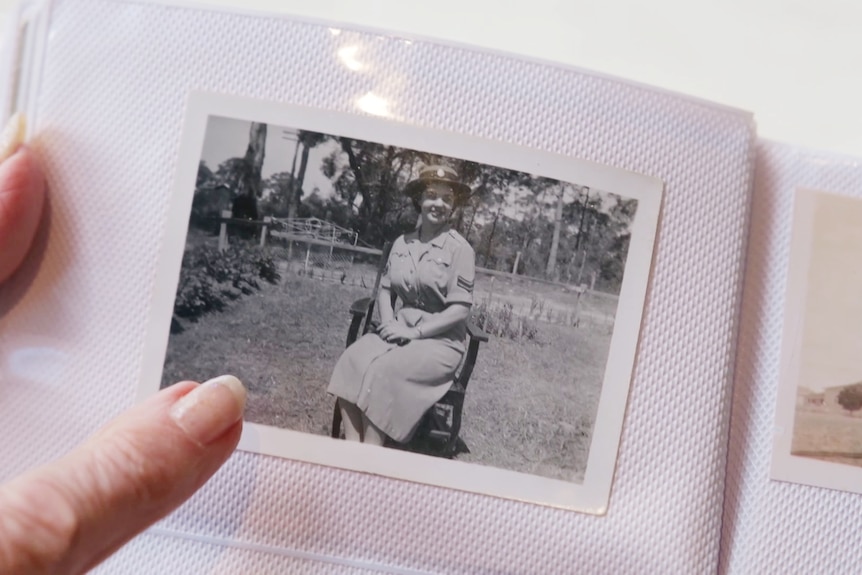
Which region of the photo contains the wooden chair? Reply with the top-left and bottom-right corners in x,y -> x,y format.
330,242 -> 489,456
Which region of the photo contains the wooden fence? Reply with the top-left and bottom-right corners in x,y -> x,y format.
216,211 -> 605,299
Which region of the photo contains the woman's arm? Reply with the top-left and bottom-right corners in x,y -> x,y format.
377,284 -> 395,325
376,240 -> 398,326
413,303 -> 470,339
378,303 -> 470,343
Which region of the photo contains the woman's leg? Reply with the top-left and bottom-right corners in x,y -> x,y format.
362,416 -> 388,446
338,398 -> 364,442
359,339 -> 463,444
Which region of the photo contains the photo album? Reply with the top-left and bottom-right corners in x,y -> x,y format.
2,0 -> 861,573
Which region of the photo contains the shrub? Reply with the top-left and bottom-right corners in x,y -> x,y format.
472,301 -> 538,342
529,294 -> 546,318
252,251 -> 280,284
173,243 -> 280,324
837,384 -> 862,414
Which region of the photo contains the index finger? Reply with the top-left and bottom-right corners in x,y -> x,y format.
0,115 -> 45,283
0,376 -> 245,574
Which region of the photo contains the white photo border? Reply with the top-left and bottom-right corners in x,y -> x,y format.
138,92 -> 663,514
771,188 -> 862,494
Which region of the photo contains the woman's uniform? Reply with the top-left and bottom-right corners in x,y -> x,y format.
327,226 -> 475,442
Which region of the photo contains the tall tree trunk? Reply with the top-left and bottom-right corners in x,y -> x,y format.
286,133 -> 301,220
576,192 -> 595,286
512,251 -> 522,274
484,205 -> 503,267
375,146 -> 397,226
464,170 -> 490,241
245,122 -> 266,199
545,184 -> 565,278
465,207 -> 478,242
233,122 -> 266,223
291,141 -> 311,219
576,249 -> 588,285
574,186 -> 589,251
340,139 -> 373,237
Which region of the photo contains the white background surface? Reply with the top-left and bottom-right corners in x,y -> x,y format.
2,0 -> 860,156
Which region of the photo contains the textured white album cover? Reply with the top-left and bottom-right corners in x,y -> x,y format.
1,0 -> 755,572
721,144 -> 862,575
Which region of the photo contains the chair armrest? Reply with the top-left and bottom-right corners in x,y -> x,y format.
347,297 -> 374,346
350,297 -> 373,316
456,333 -> 484,389
466,320 -> 489,343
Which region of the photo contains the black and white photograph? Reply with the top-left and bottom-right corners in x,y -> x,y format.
141,94 -> 662,512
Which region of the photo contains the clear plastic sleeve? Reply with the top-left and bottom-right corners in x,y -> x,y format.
0,0 -> 755,572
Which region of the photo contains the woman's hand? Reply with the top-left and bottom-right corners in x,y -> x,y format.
378,320 -> 420,344
0,377 -> 246,574
0,117 -> 247,574
0,116 -> 44,283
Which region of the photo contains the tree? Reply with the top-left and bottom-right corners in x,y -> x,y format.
213,157 -> 247,192
594,197 -> 637,288
287,131 -> 328,219
570,186 -> 598,284
196,160 -> 214,189
232,122 -> 267,221
482,205 -> 505,267
189,161 -> 229,232
545,183 -> 566,278
261,171 -> 296,217
837,384 -> 862,415
325,137 -> 420,246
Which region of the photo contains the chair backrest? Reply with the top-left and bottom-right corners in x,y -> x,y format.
360,240 -> 393,335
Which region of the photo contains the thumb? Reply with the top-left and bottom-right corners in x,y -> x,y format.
0,114 -> 45,283
0,375 -> 246,575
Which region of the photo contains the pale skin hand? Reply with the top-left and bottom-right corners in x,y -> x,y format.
0,145 -> 44,282
377,302 -> 470,343
0,137 -> 247,574
376,286 -> 470,344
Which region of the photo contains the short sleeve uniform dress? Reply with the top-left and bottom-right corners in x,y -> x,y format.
327,227 -> 476,442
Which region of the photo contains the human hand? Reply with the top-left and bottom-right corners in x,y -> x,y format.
0,115 -> 44,283
0,115 -> 247,573
0,376 -> 246,574
378,320 -> 420,344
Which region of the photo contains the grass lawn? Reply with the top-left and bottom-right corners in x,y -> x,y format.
164,270 -> 610,482
792,410 -> 862,468
473,272 -> 618,332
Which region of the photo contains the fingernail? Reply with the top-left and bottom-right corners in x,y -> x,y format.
0,113 -> 26,163
170,375 -> 247,445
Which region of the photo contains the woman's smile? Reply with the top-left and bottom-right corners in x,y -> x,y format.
426,206 -> 447,219
420,183 -> 455,230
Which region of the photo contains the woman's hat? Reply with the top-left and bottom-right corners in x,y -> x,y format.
403,165 -> 472,204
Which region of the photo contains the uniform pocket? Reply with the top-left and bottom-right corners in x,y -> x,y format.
426,254 -> 452,289
387,249 -> 412,285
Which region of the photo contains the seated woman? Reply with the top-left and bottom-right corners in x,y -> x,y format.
327,165 -> 476,446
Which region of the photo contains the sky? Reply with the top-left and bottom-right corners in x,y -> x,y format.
200,116 -> 337,200
797,192 -> 862,392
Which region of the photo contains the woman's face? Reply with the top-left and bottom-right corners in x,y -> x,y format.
419,183 -> 455,228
